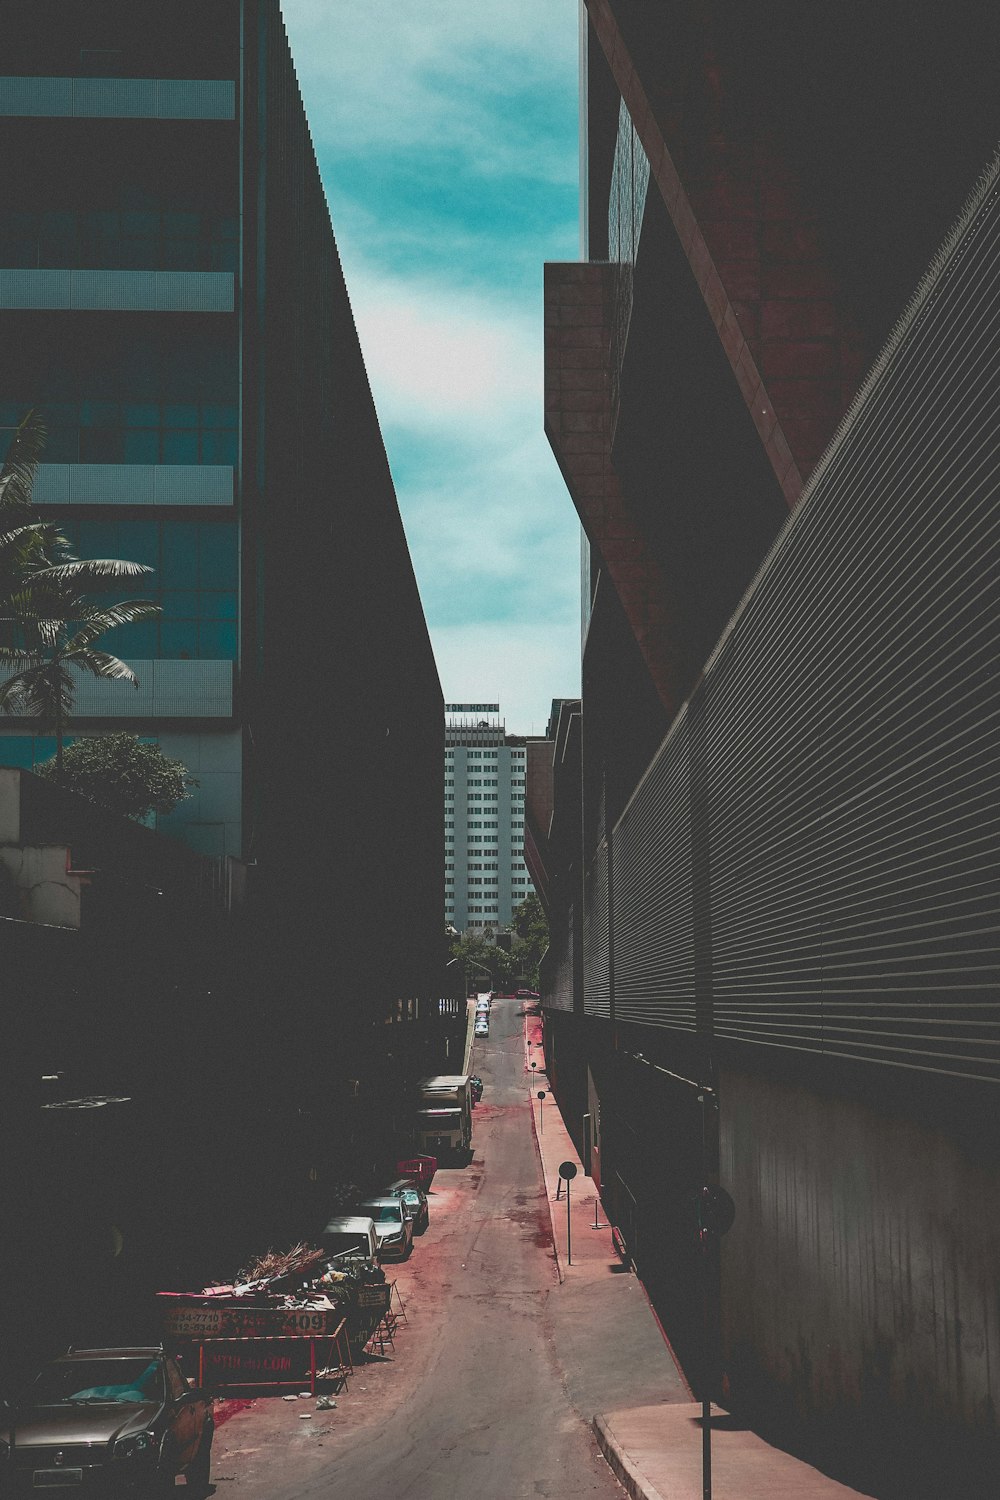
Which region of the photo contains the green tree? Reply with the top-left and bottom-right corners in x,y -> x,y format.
0,410 -> 160,779
34,733 -> 198,821
508,892 -> 549,988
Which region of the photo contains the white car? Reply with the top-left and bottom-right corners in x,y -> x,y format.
474,1018 -> 489,1037
475,999 -> 490,1015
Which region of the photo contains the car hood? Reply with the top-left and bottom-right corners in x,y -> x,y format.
371,1223 -> 404,1240
5,1402 -> 160,1447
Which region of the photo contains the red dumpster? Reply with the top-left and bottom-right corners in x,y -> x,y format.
396,1155 -> 437,1189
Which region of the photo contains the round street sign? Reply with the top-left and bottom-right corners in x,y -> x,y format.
537,1090 -> 547,1100
558,1161 -> 578,1181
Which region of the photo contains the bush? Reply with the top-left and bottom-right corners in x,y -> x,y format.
35,733 -> 198,820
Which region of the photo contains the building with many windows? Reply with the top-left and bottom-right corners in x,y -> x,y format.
0,0 -> 444,1138
444,704 -> 535,934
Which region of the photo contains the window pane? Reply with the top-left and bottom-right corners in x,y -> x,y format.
161,590 -> 200,620
163,404 -> 198,429
123,428 -> 159,463
112,620 -> 157,658
160,523 -> 199,587
116,522 -> 159,570
198,525 -> 238,588
199,591 -> 237,619
161,620 -> 198,658
201,428 -> 237,464
124,404 -> 160,428
199,619 -> 237,658
162,429 -> 198,464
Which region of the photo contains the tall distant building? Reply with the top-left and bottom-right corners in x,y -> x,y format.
444,704 -> 535,934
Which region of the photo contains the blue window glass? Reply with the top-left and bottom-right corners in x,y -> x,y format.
161,590 -> 200,620
200,591 -> 237,619
198,526 -> 238,589
124,404 -> 159,428
78,522 -> 119,559
80,401 -> 119,427
201,428 -> 237,464
164,403 -> 198,429
112,620 -> 157,657
117,523 -> 158,569
161,621 -> 198,658
199,619 -> 237,658
124,429 -> 159,463
161,524 -> 199,588
42,428 -> 77,462
201,404 -> 238,428
162,429 -> 198,464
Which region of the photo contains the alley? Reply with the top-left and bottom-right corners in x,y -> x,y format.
211,998 -> 624,1499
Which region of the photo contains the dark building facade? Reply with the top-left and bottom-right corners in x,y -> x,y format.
1,1 -> 445,1375
542,3 -> 1000,1492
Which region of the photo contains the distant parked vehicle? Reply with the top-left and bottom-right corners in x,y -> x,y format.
475,998 -> 491,1015
474,1018 -> 489,1037
358,1196 -> 414,1260
319,1215 -> 380,1269
385,1178 -> 429,1234
2,1346 -> 213,1496
395,1155 -> 437,1189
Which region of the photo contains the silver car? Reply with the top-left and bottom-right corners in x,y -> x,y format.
358,1196 -> 414,1260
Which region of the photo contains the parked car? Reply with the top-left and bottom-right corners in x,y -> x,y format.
319,1214 -> 380,1269
358,1196 -> 414,1260
474,1018 -> 489,1037
385,1178 -> 429,1234
475,998 -> 491,1015
0,1346 -> 213,1496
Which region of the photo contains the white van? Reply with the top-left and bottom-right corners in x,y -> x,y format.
475,998 -> 490,1015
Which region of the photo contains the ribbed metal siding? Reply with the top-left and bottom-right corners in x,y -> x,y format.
613,708 -> 695,1029
605,151 -> 1000,1082
583,840 -> 612,1018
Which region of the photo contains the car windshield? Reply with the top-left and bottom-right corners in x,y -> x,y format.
368,1206 -> 403,1224
30,1359 -> 163,1406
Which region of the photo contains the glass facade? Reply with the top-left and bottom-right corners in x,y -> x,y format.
0,319 -> 237,464
60,518 -> 238,660
0,207 -> 238,272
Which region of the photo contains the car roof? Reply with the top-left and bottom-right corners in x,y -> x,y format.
360,1195 -> 403,1208
58,1348 -> 163,1362
322,1215 -> 376,1234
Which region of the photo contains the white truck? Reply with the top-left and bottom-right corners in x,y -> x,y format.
415,1075 -> 473,1160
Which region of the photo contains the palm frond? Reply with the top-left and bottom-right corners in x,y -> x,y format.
65,600 -> 161,653
32,558 -> 153,585
0,409 -> 46,514
66,649 -> 139,686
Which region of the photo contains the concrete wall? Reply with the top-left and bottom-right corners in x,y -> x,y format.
720,1064 -> 1000,1494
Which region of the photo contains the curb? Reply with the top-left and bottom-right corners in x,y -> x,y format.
593,1414 -> 668,1500
527,1072 -> 564,1285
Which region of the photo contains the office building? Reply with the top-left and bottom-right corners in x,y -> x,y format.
0,0 -> 443,1044
541,3 -> 1000,1491
444,704 -> 535,934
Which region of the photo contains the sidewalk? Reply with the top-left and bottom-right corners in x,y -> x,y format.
525,1012 -> 873,1500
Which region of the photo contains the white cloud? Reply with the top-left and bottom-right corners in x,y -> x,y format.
434,620 -> 581,735
344,262 -> 538,428
283,0 -> 579,179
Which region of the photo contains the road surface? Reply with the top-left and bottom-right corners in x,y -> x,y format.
210,997 -> 623,1498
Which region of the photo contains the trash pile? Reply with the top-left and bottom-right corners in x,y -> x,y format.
157,1241 -> 387,1347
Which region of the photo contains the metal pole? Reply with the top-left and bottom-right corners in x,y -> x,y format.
566,1175 -> 572,1265
700,1092 -> 711,1500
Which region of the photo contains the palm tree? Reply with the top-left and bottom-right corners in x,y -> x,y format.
0,409 -> 162,779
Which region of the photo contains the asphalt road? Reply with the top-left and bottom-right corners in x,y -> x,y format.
211,998 -> 623,1499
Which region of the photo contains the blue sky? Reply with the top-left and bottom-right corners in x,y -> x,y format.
282,0 -> 582,734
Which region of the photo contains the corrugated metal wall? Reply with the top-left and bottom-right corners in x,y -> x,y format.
597,149 -> 1000,1084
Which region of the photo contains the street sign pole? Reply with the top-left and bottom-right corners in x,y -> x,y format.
558,1161 -> 577,1267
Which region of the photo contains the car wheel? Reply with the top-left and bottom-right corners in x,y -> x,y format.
186,1421 -> 213,1497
